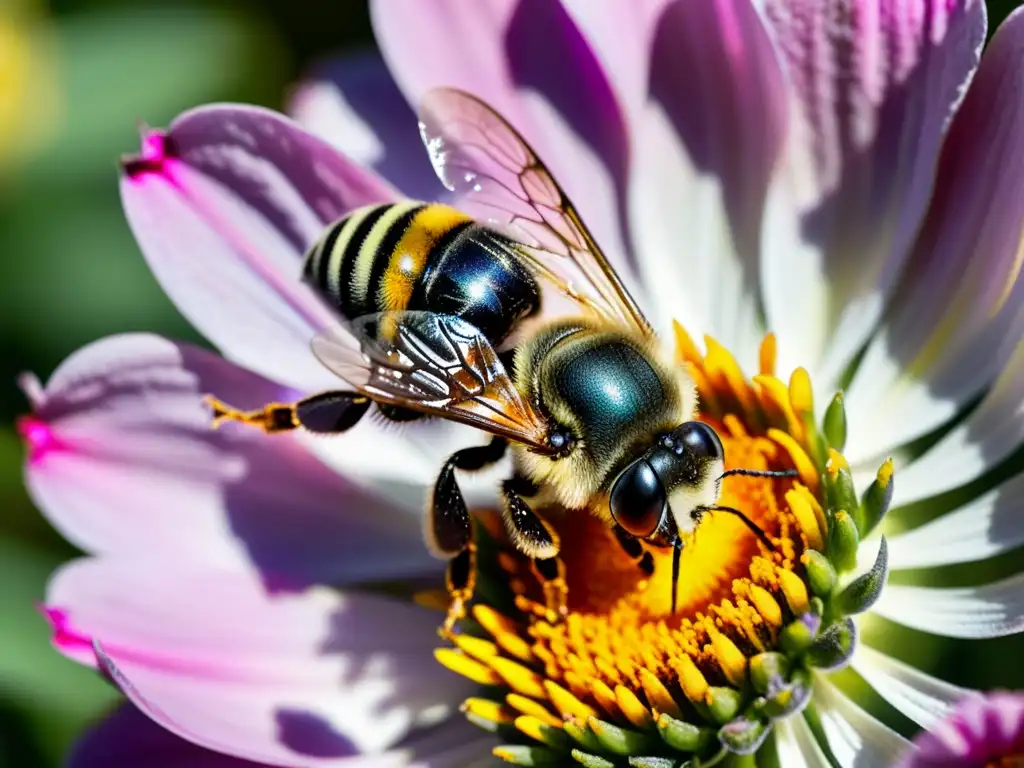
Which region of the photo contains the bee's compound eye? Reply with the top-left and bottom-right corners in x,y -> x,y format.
679,421 -> 724,461
609,459 -> 666,538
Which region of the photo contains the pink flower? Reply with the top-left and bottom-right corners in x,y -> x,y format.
899,691 -> 1024,767
19,1 -> 1024,766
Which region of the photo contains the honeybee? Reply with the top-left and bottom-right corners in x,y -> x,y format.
208,88 -> 793,632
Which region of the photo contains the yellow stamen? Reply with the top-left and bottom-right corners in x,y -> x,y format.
506,694 -> 562,728
675,654 -> 710,703
488,656 -> 547,698
453,634 -> 499,662
462,697 -> 515,725
786,487 -> 825,551
615,685 -> 654,728
435,649 -> 501,686
544,679 -> 597,721
768,428 -> 820,492
759,333 -> 777,376
788,367 -> 814,417
673,320 -> 703,366
638,667 -> 684,719
777,568 -> 810,614
589,680 -> 622,721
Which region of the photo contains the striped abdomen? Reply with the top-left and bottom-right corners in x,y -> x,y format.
303,202 -> 540,346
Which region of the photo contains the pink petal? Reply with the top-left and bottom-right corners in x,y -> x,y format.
761,0 -> 988,387
121,105 -> 398,392
288,52 -> 443,202
46,559 -> 477,764
901,690 -> 1024,766
845,6 -> 1024,462
626,0 -> 788,359
370,0 -> 632,271
22,334 -> 435,587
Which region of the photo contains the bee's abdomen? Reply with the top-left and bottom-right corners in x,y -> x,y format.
303,202 -> 540,346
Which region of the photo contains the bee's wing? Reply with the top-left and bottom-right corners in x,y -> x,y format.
418,87 -> 654,338
311,312 -> 555,453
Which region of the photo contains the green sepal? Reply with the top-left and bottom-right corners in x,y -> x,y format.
825,467 -> 858,533
718,716 -> 770,755
822,392 -> 847,452
589,717 -> 660,756
494,745 -> 563,766
630,757 -> 679,768
753,669 -> 812,720
571,750 -> 616,768
828,511 -> 859,573
749,652 -> 789,694
779,617 -> 816,656
706,687 -> 744,725
806,618 -> 857,670
656,712 -> 715,753
836,537 -> 889,616
858,459 -> 894,537
563,720 -> 606,754
803,550 -> 837,597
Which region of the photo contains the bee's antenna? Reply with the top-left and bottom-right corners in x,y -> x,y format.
700,505 -> 776,552
719,468 -> 800,480
670,536 -> 683,615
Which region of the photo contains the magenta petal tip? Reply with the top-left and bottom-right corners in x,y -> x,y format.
121,129 -> 175,178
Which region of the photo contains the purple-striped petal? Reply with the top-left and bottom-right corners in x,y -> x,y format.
899,690 -> 1024,767
46,559 -> 475,764
370,0 -> 632,272
288,52 -> 443,202
845,6 -> 1024,462
626,0 -> 787,359
70,704 -> 488,768
761,0 -> 988,387
20,334 -> 435,588
70,704 -> 276,768
121,105 -> 398,392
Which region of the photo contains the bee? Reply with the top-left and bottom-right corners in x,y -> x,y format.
208,88 -> 794,632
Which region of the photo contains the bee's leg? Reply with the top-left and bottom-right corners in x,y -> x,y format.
612,525 -> 655,577
431,437 -> 509,637
501,475 -> 568,622
206,391 -> 371,434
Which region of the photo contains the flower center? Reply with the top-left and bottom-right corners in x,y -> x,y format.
435,325 -> 894,764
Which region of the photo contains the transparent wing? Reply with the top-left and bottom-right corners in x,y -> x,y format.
418,87 -> 653,337
311,312 -> 554,452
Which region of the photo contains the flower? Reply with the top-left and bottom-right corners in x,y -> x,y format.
18,1 -> 1024,766
898,691 -> 1024,767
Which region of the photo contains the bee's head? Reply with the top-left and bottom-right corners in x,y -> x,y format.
607,421 -> 725,544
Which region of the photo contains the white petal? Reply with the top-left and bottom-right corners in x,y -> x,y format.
761,0 -> 987,390
873,572 -> 1024,639
628,0 -> 786,362
842,7 -> 1024,463
814,676 -> 913,768
887,473 -> 1024,570
774,716 -> 832,768
885,335 -> 1024,506
851,644 -> 971,729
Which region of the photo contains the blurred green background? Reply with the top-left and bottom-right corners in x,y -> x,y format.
0,0 -> 1021,765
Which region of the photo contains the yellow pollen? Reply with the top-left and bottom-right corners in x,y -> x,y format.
441,328 -> 851,758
